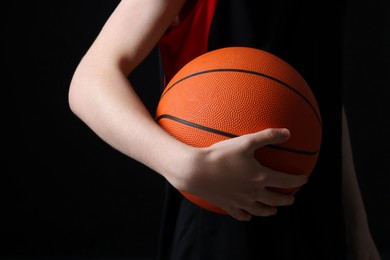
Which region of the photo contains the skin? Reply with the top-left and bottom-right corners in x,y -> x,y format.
342,107 -> 382,260
68,0 -> 381,258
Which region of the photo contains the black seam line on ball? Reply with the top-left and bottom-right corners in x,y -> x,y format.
156,114 -> 319,156
161,68 -> 322,127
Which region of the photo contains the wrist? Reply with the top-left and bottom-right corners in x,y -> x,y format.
159,142 -> 202,192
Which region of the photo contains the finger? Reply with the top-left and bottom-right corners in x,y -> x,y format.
254,189 -> 295,207
262,168 -> 308,189
224,207 -> 252,221
244,202 -> 278,217
249,128 -> 291,150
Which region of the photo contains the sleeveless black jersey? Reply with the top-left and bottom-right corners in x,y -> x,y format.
157,1 -> 347,259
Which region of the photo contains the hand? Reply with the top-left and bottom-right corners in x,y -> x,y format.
347,222 -> 382,260
180,128 -> 308,221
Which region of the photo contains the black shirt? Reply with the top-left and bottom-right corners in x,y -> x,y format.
157,1 -> 347,259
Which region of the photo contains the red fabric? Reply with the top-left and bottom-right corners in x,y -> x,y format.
158,0 -> 218,85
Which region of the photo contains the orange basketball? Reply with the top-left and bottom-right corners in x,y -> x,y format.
155,46 -> 322,215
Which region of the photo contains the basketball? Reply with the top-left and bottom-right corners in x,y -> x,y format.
155,46 -> 322,215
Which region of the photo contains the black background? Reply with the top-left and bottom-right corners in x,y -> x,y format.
3,0 -> 390,259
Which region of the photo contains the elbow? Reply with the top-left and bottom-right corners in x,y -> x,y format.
68,72 -> 82,117
68,66 -> 90,120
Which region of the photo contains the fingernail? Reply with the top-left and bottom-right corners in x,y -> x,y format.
280,128 -> 290,137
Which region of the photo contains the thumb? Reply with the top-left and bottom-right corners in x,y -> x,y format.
250,128 -> 290,149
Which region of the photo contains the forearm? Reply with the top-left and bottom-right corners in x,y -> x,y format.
342,107 -> 382,258
342,106 -> 368,229
68,59 -> 192,188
